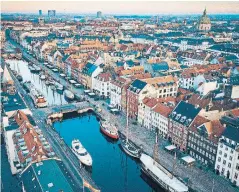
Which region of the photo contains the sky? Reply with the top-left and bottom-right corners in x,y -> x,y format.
1,1 -> 239,15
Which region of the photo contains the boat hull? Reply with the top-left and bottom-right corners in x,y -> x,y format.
120,139 -> 141,159
100,126 -> 119,140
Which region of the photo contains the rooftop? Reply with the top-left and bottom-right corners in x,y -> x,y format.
21,159 -> 75,192
1,92 -> 27,112
170,101 -> 201,127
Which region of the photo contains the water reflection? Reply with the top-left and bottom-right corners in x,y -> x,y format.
54,114 -> 164,192
7,59 -> 68,106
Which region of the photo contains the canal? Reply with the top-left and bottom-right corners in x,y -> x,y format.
53,112 -> 164,192
6,59 -> 68,106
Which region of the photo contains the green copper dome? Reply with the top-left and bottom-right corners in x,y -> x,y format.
199,8 -> 211,24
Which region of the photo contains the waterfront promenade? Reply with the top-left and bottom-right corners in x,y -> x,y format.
7,39 -> 239,192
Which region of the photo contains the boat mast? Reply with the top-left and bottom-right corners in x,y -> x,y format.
126,93 -> 129,142
153,127 -> 159,164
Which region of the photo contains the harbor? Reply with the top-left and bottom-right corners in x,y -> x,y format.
6,59 -> 69,106
53,112 -> 164,192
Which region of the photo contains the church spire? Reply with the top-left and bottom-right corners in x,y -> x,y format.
203,7 -> 207,16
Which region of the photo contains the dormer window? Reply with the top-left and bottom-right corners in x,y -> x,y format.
176,114 -> 181,120
180,116 -> 186,123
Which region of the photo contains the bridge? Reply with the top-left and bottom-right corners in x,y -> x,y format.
4,61 -> 101,192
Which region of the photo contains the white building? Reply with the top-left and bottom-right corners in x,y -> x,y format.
110,77 -> 130,110
93,72 -> 112,98
138,97 -> 172,137
215,125 -> 239,187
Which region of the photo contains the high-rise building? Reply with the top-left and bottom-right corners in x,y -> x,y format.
48,10 -> 56,17
39,10 -> 42,16
97,11 -> 102,18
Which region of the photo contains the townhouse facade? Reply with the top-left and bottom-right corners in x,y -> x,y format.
168,101 -> 201,151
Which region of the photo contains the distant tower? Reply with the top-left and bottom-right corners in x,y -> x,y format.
197,8 -> 211,31
48,10 -> 56,17
97,11 -> 102,18
39,10 -> 42,16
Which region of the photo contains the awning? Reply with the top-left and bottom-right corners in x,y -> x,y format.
181,156 -> 195,164
59,73 -> 66,77
108,104 -> 114,108
111,108 -> 119,112
165,145 -> 176,151
88,92 -> 96,96
84,90 -> 91,93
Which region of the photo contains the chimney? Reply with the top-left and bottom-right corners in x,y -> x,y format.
39,146 -> 43,153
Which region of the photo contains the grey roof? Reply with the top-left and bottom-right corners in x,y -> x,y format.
170,101 -> 201,127
129,79 -> 147,93
222,125 -> 239,143
21,159 -> 75,192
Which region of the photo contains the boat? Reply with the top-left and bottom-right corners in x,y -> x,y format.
55,82 -> 64,91
24,81 -> 47,108
40,74 -> 46,80
33,64 -> 41,73
71,139 -> 92,166
45,80 -> 50,86
140,128 -> 188,192
64,90 -> 74,100
120,97 -> 141,158
50,85 -> 56,91
28,65 -> 36,72
100,121 -> 119,140
52,68 -> 59,73
16,74 -> 23,82
140,154 -> 188,192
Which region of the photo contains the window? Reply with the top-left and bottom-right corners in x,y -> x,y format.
229,156 -> 233,161
225,147 -> 228,151
236,164 -> 239,171
228,163 -> 231,168
224,153 -> 227,158
219,150 -> 222,155
218,157 -> 221,162
223,160 -> 226,165
235,173 -> 238,179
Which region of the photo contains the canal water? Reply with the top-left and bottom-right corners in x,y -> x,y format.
53,113 -> 164,192
6,59 -> 68,106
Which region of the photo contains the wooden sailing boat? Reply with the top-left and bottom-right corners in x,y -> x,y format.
120,96 -> 141,158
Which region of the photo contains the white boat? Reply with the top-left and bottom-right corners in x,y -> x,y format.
71,139 -> 92,166
64,90 -> 74,100
40,74 -> 46,80
56,83 -> 64,91
25,82 -> 47,108
140,154 -> 188,192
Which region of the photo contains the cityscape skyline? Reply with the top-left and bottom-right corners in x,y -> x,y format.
2,1 -> 239,14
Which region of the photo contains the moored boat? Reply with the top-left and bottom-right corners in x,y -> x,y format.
140,153 -> 188,192
64,90 -> 74,100
121,137 -> 141,158
25,82 -> 47,108
120,96 -> 141,158
40,74 -> 46,80
71,139 -> 92,166
100,121 -> 119,140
